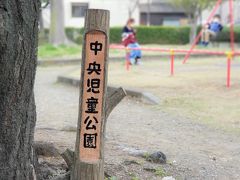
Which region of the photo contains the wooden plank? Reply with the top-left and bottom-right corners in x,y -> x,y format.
79,31 -> 106,162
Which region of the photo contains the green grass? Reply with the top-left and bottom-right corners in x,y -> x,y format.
105,176 -> 117,180
128,172 -> 139,180
38,43 -> 237,60
155,167 -> 166,177
38,44 -> 81,59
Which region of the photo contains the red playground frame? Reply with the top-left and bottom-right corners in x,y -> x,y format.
110,0 -> 239,88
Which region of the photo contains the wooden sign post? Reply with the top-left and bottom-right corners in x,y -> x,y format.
60,9 -> 126,180
72,9 -> 110,180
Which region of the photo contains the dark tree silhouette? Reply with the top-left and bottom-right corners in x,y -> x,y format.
0,0 -> 40,179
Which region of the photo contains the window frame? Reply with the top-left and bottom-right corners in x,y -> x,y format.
71,2 -> 89,18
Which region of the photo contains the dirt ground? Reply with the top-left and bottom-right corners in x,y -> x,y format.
35,65 -> 240,180
69,57 -> 240,133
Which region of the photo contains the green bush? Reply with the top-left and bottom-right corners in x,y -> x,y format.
40,26 -> 240,45
65,27 -> 84,44
215,26 -> 240,42
136,26 -> 190,44
65,27 -> 124,44
110,27 -> 122,43
65,26 -> 190,45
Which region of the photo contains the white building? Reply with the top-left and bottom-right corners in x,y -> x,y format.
42,0 -> 187,28
43,0 -> 139,28
42,0 -> 240,28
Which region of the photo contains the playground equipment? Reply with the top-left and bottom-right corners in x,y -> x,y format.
110,0 -> 239,88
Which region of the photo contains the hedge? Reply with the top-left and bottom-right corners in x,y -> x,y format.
65,26 -> 190,45
214,26 -> 240,42
62,26 -> 240,45
136,26 -> 190,44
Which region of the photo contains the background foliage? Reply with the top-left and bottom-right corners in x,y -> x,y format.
41,26 -> 240,45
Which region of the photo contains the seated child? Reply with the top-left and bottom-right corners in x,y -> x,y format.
122,18 -> 142,65
201,14 -> 223,46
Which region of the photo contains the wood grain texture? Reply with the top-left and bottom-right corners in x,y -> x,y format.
79,31 -> 106,162
106,88 -> 126,120
72,9 -> 110,180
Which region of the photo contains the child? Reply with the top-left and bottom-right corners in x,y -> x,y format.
201,15 -> 223,46
122,18 -> 142,65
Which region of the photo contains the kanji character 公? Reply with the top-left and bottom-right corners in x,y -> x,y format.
84,116 -> 98,130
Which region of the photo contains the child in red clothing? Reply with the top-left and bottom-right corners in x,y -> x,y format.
122,18 -> 142,65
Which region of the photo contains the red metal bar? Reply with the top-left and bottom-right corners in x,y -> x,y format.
125,51 -> 130,71
171,55 -> 174,76
182,0 -> 223,64
170,50 -> 174,76
227,56 -> 231,88
229,0 -> 235,52
110,44 -> 240,56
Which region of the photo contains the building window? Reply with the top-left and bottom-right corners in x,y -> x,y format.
72,3 -> 88,18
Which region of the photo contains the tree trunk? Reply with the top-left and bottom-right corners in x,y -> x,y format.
49,0 -> 68,45
39,10 -> 44,32
189,12 -> 199,44
39,11 -> 48,44
146,0 -> 151,26
0,0 -> 40,179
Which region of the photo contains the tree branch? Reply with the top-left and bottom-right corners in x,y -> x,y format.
106,87 -> 127,119
41,0 -> 50,9
61,149 -> 74,169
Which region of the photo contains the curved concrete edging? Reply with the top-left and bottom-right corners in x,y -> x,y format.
57,75 -> 160,105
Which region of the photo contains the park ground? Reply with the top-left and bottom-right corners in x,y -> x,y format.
35,45 -> 240,179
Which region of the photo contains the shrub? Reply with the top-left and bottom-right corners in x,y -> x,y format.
215,26 -> 240,42
136,26 -> 190,44
40,26 -> 240,45
65,27 -> 84,44
109,27 -> 123,43
65,26 -> 190,45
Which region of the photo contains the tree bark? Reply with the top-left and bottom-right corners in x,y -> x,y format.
189,11 -> 199,44
49,0 -> 68,45
0,0 -> 40,179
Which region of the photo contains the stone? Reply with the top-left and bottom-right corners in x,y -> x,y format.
37,160 -> 67,180
51,172 -> 71,180
123,159 -> 140,166
143,165 -> 157,172
162,176 -> 175,180
147,151 -> 167,164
